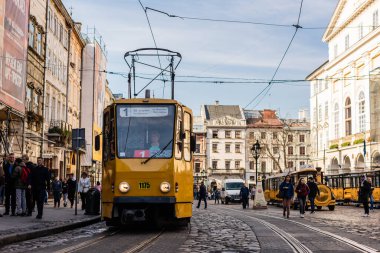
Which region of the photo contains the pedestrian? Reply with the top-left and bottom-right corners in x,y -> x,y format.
279,175 -> 294,218
29,157 -> 50,219
52,177 -> 62,208
358,175 -> 371,217
22,154 -> 35,216
240,183 -> 250,209
193,185 -> 198,200
367,178 -> 375,211
78,172 -> 90,210
214,188 -> 220,204
67,174 -> 76,208
251,184 -> 256,201
196,181 -> 207,209
12,158 -> 28,216
295,178 -> 310,218
307,177 -> 320,214
62,178 -> 68,207
95,181 -> 102,192
0,169 -> 4,205
3,153 -> 16,216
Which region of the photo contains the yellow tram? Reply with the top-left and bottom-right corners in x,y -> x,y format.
326,169 -> 380,204
264,168 -> 336,211
96,48 -> 195,226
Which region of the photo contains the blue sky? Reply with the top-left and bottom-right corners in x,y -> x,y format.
62,0 -> 338,117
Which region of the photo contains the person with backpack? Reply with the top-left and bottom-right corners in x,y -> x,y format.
295,178 -> 310,218
12,158 -> 28,216
22,155 -> 35,216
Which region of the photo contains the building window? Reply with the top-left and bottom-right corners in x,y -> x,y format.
225,143 -> 231,153
288,134 -> 293,143
325,102 -> 328,120
225,161 -> 230,170
195,163 -> 200,173
54,15 -> 58,36
273,132 -> 278,139
195,144 -> 200,153
334,44 -> 338,58
249,132 -> 254,139
225,130 -> 231,139
345,97 -> 352,136
26,86 -> 32,111
212,130 -> 218,138
325,78 -> 329,89
261,161 -> 266,172
45,93 -> 50,121
235,131 -> 241,139
212,161 -> 217,169
235,144 -> 241,153
273,147 -> 279,154
345,35 -> 349,50
359,23 -> 364,39
300,146 -> 306,155
28,21 -> 35,48
288,146 -> 293,155
373,10 -> 379,30
334,103 -> 339,139
314,82 -> 318,95
358,91 -> 365,133
36,32 -> 42,55
318,105 -> 322,121
212,143 -> 218,153
287,161 -> 294,168
249,161 -> 254,170
299,134 -> 305,143
261,132 -> 266,139
51,97 -> 56,120
235,161 -> 240,169
33,92 -> 40,114
300,161 -> 305,166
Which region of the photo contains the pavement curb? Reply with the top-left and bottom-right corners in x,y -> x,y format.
0,216 -> 101,248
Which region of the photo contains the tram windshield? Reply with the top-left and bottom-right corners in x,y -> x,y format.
116,104 -> 175,158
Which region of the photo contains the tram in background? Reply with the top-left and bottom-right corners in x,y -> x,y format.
264,168 -> 336,211
95,48 -> 196,227
326,169 -> 380,204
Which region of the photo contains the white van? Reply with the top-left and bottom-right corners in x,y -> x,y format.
220,179 -> 245,204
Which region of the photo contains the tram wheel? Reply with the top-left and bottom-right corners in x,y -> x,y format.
317,206 -> 322,210
328,205 -> 335,211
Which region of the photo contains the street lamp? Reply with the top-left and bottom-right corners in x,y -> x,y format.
251,140 -> 261,186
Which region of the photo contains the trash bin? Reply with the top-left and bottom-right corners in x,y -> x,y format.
85,188 -> 100,215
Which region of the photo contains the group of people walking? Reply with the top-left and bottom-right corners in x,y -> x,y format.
0,153 -> 99,219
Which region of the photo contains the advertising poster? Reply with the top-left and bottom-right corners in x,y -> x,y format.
0,0 -> 29,114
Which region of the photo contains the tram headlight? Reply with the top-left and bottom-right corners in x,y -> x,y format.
119,182 -> 130,193
160,182 -> 171,193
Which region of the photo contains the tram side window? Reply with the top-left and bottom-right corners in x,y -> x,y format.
110,108 -> 115,160
344,177 -> 351,188
175,106 -> 183,159
183,112 -> 191,161
103,111 -> 110,162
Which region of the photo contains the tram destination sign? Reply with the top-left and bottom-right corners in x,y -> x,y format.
119,107 -> 169,118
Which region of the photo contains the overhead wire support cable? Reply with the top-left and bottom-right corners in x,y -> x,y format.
244,0 -> 304,109
138,0 -> 168,97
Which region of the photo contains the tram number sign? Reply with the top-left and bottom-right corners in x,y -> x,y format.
139,182 -> 150,189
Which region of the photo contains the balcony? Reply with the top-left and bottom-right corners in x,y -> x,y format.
47,120 -> 72,147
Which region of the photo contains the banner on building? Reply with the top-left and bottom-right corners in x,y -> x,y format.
0,0 -> 30,114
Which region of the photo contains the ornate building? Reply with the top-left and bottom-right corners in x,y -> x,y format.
201,102 -> 247,182
307,0 -> 380,174
193,116 -> 207,186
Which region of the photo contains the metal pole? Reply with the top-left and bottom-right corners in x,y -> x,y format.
255,154 -> 258,186
132,57 -> 136,97
74,137 -> 80,215
128,73 -> 132,99
170,56 -> 174,99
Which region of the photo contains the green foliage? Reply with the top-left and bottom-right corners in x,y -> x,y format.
341,141 -> 351,147
329,144 -> 338,149
353,139 -> 364,145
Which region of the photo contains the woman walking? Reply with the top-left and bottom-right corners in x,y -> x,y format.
62,178 -> 68,207
279,175 -> 294,218
78,172 -> 90,210
295,178 -> 310,218
52,177 -> 62,208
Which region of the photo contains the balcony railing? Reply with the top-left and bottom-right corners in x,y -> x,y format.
47,120 -> 72,147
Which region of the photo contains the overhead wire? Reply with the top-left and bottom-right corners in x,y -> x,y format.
245,0 -> 304,109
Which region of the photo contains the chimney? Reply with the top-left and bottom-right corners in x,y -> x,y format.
215,100 -> 219,106
75,22 -> 82,32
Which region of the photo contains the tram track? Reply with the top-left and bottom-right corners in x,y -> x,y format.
216,205 -> 379,253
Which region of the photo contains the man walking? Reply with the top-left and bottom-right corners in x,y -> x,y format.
29,157 -> 50,219
3,153 -> 16,216
67,174 -> 76,208
359,175 -> 371,217
196,181 -> 207,209
307,177 -> 320,214
22,155 -> 35,216
240,183 -> 250,209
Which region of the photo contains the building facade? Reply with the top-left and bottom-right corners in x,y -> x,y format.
307,0 -> 380,174
193,116 -> 207,186
201,103 -> 247,183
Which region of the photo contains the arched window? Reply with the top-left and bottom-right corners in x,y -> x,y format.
358,92 -> 365,133
345,97 -> 352,136
334,103 -> 339,139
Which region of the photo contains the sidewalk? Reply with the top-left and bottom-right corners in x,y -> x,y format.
0,201 -> 100,247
